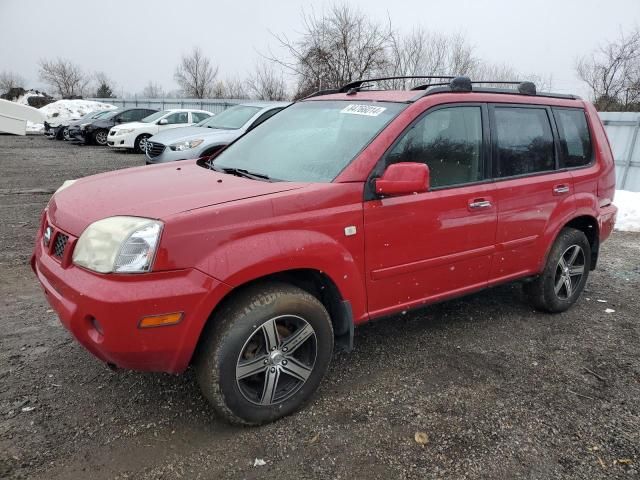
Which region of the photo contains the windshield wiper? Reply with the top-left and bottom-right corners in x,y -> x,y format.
211,165 -> 273,181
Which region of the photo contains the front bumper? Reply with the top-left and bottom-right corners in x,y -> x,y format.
145,142 -> 207,164
107,130 -> 135,149
31,227 -> 231,373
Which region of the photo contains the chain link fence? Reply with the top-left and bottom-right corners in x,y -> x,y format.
87,98 -> 245,114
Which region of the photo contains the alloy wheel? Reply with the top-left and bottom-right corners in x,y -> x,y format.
554,244 -> 585,299
236,315 -> 317,405
139,137 -> 149,152
95,131 -> 107,145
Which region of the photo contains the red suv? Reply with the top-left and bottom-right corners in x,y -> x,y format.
32,76 -> 617,425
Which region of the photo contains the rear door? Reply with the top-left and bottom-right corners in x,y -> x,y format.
488,104 -> 575,283
364,103 -> 498,317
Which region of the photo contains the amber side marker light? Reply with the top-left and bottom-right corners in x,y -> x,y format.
138,312 -> 184,329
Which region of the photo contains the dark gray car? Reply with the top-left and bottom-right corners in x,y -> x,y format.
145,101 -> 290,164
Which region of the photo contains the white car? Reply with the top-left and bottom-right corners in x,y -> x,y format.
107,109 -> 213,153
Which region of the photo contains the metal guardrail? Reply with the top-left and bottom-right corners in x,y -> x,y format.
87,98 -> 245,114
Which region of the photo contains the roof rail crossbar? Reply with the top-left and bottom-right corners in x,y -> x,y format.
339,75 -> 456,93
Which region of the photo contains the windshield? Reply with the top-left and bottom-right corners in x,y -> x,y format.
92,110 -> 112,119
198,105 -> 261,129
142,111 -> 169,123
212,101 -> 407,182
101,109 -> 122,119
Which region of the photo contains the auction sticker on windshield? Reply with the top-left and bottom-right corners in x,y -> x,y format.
341,104 -> 387,116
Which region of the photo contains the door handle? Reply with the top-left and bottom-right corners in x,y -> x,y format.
553,184 -> 570,195
469,199 -> 492,209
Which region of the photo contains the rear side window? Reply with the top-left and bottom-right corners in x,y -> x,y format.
387,106 -> 483,188
494,107 -> 555,177
553,108 -> 592,168
191,112 -> 210,123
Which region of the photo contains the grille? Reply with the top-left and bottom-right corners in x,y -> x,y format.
53,233 -> 69,258
146,141 -> 166,158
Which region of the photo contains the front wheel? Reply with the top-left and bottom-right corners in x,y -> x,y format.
134,134 -> 151,154
524,227 -> 591,313
195,282 -> 334,425
93,129 -> 108,146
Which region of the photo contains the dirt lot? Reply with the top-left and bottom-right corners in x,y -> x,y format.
1,135 -> 639,479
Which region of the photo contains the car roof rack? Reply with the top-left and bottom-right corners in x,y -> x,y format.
339,76 -> 456,94
304,75 -> 580,101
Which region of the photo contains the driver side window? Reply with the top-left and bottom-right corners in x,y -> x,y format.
387,106 -> 483,188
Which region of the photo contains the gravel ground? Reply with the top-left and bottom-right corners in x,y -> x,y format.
1,135 -> 639,479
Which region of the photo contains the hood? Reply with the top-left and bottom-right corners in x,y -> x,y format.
111,121 -> 147,131
149,126 -> 240,145
47,161 -> 307,235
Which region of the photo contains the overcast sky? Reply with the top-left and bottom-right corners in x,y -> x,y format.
1,0 -> 638,98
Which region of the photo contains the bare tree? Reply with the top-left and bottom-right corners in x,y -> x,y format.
174,47 -> 218,98
268,3 -> 391,98
38,58 -> 89,97
383,28 -> 479,89
142,81 -> 165,98
0,70 -> 26,94
212,76 -> 250,99
246,62 -> 288,100
576,28 -> 640,111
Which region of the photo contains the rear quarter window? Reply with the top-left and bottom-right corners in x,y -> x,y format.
553,108 -> 593,168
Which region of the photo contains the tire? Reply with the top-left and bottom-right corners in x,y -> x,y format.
55,127 -> 66,140
524,227 -> 591,313
134,134 -> 151,154
195,282 -> 334,425
93,129 -> 108,146
62,127 -> 70,141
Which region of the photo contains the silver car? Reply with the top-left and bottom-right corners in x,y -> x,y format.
145,101 -> 290,164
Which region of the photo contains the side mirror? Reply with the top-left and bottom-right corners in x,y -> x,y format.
158,118 -> 168,125
375,162 -> 429,196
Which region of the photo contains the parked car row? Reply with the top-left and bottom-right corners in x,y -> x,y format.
46,102 -> 290,163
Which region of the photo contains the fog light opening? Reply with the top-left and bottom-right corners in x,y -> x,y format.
86,316 -> 105,344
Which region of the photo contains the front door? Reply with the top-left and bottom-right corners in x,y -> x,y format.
364,104 -> 497,318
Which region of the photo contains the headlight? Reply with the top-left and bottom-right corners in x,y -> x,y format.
72,216 -> 163,274
170,139 -> 204,151
117,128 -> 135,134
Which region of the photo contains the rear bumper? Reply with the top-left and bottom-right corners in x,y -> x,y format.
598,203 -> 618,243
32,239 -> 231,373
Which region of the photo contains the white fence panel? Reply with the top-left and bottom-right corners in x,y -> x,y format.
599,112 -> 640,192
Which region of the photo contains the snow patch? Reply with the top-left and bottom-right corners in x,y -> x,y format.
614,190 -> 640,232
39,99 -> 116,127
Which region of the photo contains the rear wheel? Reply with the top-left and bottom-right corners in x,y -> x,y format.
195,282 -> 334,425
93,129 -> 108,146
134,134 -> 151,154
55,127 -> 66,140
524,227 -> 591,313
